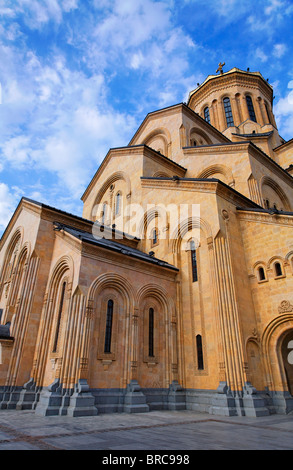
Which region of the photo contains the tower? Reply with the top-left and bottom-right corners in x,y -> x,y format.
187,66 -> 285,160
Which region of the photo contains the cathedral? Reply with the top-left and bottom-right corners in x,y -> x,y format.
0,65 -> 293,418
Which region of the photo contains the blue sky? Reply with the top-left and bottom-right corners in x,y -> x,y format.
0,0 -> 293,233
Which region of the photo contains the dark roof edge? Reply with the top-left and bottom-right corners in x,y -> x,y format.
236,206 -> 293,216
59,223 -> 179,272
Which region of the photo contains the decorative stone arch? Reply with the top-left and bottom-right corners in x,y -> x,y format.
152,171 -> 171,178
87,272 -> 136,314
261,314 -> 293,394
245,335 -> 266,391
92,171 -> 132,219
285,251 -> 293,273
142,127 -> 171,158
199,103 -> 210,118
252,260 -> 267,282
189,127 -> 213,146
267,255 -> 285,270
137,205 -> 169,242
86,272 -> 137,388
137,283 -> 172,315
47,255 -> 74,295
0,227 -> 23,288
137,283 -> 175,386
170,216 -> 213,255
197,164 -> 235,187
260,175 -> 291,211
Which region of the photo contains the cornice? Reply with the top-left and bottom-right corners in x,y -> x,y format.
140,177 -> 258,209
274,137 -> 293,152
237,209 -> 293,226
183,142 -> 250,155
183,141 -> 293,186
188,70 -> 273,109
0,198 -> 42,251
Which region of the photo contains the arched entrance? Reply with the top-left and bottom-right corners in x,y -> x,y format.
281,330 -> 293,396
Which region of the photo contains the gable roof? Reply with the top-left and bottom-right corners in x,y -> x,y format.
81,144 -> 186,202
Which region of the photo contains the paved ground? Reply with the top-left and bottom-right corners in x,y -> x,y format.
0,409 -> 292,451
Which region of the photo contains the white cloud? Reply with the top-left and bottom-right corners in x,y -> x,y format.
275,80 -> 293,139
0,183 -> 23,231
273,43 -> 287,58
255,47 -> 268,63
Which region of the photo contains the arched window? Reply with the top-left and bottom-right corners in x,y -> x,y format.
151,228 -> 159,246
258,266 -> 266,281
115,192 -> 121,216
52,281 -> 66,353
148,307 -> 154,357
101,202 -> 107,224
265,103 -> 272,124
204,107 -> 210,124
196,334 -> 204,370
274,262 -> 283,277
246,96 -> 257,122
190,240 -> 198,283
223,97 -> 234,127
264,199 -> 270,210
104,299 -> 114,353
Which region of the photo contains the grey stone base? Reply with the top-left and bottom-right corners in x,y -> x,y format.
66,380 -> 98,417
1,380 -> 292,418
123,380 -> 149,414
35,380 -> 63,416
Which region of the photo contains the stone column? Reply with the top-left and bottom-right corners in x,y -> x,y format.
218,100 -> 227,131
231,97 -> 241,127
65,294 -> 97,417
241,95 -> 250,122
124,307 -> 149,413
255,98 -> 265,126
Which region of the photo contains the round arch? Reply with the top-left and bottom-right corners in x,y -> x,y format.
92,171 -> 132,215
142,127 -> 171,158
260,175 -> 291,211
170,216 -> 212,255
261,314 -> 293,393
87,272 -> 136,312
189,127 -> 213,146
197,164 -> 235,187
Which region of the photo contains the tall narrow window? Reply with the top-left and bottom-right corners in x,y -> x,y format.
204,107 -> 210,124
223,97 -> 234,127
190,240 -> 198,283
196,335 -> 204,370
152,228 -> 158,246
258,267 -> 266,281
101,202 -> 107,224
52,281 -> 66,353
246,96 -> 257,122
148,307 -> 154,357
115,192 -> 121,216
104,299 -> 114,353
274,262 -> 283,277
265,103 -> 272,124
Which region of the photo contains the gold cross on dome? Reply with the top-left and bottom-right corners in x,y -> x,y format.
216,62 -> 225,75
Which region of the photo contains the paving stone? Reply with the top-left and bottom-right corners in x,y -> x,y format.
0,409 -> 292,450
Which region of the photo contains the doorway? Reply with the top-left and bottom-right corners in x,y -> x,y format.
281,330 -> 293,396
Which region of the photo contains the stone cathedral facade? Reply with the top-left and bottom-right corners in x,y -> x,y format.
0,66 -> 293,418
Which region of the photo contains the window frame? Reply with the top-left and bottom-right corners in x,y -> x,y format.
246,95 -> 257,122
190,240 -> 198,283
223,97 -> 234,128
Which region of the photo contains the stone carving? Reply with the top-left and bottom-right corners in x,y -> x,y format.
278,300 -> 293,314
